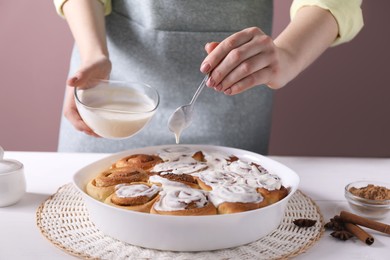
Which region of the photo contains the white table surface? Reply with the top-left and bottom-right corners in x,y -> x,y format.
1,151 -> 389,260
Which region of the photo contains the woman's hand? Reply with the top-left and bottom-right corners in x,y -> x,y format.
200,6 -> 340,95
63,55 -> 112,136
62,0 -> 110,136
200,27 -> 288,95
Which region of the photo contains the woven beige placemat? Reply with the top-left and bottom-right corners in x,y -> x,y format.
36,184 -> 324,260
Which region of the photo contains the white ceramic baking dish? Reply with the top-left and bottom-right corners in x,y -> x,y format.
73,145 -> 299,251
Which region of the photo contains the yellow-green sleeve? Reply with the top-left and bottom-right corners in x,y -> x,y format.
53,0 -> 112,18
290,0 -> 364,46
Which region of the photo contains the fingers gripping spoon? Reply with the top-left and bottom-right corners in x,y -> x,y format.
167,75 -> 209,143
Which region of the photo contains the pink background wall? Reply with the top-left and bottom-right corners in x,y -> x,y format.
0,1 -> 389,157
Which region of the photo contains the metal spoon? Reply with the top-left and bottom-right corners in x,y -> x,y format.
168,75 -> 209,143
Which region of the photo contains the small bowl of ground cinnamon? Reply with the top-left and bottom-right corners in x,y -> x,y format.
345,181 -> 390,220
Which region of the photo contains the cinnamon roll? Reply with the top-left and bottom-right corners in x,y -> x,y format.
86,180 -> 116,202
105,183 -> 161,213
86,167 -> 149,201
224,160 -> 288,205
236,168 -> 288,205
202,151 -> 239,170
150,187 -> 217,216
149,172 -> 200,189
86,148 -> 289,215
151,151 -> 208,175
225,160 -> 268,177
209,185 -> 268,214
194,170 -> 240,191
114,154 -> 163,171
244,169 -> 288,205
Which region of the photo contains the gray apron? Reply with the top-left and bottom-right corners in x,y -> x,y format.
58,0 -> 274,154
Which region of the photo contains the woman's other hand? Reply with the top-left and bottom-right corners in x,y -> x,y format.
62,0 -> 110,136
63,55 -> 111,137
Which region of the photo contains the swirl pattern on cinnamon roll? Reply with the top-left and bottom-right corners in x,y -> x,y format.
95,167 -> 149,187
105,183 -> 161,212
223,160 -> 287,205
194,170 -> 240,191
225,160 -> 268,177
151,187 -> 217,216
114,154 -> 163,171
86,167 -> 149,201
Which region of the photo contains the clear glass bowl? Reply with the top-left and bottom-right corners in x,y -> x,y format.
344,180 -> 390,220
74,80 -> 159,139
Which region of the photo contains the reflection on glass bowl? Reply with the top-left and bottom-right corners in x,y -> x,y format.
74,80 -> 159,139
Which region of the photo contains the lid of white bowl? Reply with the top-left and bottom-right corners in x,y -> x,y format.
0,146 -> 23,174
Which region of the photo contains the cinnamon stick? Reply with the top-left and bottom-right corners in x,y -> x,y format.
344,222 -> 374,245
340,211 -> 390,235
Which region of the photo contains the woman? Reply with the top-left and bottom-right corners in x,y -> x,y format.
54,0 -> 363,154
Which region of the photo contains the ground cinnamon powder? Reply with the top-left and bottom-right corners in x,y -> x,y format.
349,184 -> 390,200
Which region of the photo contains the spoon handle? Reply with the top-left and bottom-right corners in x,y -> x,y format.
189,75 -> 209,106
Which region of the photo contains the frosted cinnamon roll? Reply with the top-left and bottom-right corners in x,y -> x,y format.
149,172 -> 200,189
152,151 -> 208,174
86,167 -> 149,201
225,160 -> 268,177
203,151 -> 239,170
237,169 -> 288,205
105,183 -> 161,213
241,172 -> 281,190
151,187 -> 216,216
148,174 -> 190,189
209,185 -> 267,214
248,173 -> 288,204
114,154 -> 163,171
194,150 -> 238,166
224,160 -> 288,204
194,170 -> 240,191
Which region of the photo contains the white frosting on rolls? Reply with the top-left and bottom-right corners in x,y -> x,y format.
115,184 -> 160,198
203,151 -> 231,169
243,173 -> 282,191
193,155 -> 281,191
195,170 -> 240,187
150,149 -> 284,207
226,160 -> 268,176
149,175 -> 190,188
152,151 -> 207,174
153,187 -> 209,211
209,185 -> 263,207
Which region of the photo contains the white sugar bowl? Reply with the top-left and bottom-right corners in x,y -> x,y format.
0,146 -> 26,207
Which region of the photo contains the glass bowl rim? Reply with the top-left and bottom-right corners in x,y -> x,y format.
344,180 -> 390,206
74,79 -> 160,114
